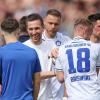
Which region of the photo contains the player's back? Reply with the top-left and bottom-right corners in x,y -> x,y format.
0,41 -> 40,100
57,37 -> 100,100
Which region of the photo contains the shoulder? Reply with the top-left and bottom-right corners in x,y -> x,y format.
24,45 -> 38,58
0,46 -> 3,54
91,42 -> 100,53
21,41 -> 35,51
59,41 -> 71,51
23,39 -> 34,48
0,46 -> 8,57
23,41 -> 38,56
23,39 -> 31,45
0,44 -> 10,51
63,34 -> 71,41
90,41 -> 100,48
57,32 -> 71,41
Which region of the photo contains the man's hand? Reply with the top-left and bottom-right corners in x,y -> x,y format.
50,48 -> 59,59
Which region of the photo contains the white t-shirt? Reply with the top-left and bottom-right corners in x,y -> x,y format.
56,37 -> 100,100
23,39 -> 55,100
42,31 -> 71,97
42,31 -> 71,47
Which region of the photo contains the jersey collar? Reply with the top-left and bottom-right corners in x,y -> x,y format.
42,30 -> 57,41
73,36 -> 85,40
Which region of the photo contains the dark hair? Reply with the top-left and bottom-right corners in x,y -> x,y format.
59,0 -> 73,3
46,9 -> 61,18
88,13 -> 100,22
1,17 -> 19,33
74,18 -> 93,28
19,16 -> 27,33
27,13 -> 44,27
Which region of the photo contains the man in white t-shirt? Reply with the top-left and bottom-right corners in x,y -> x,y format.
55,18 -> 100,100
43,9 -> 71,100
23,13 -> 56,100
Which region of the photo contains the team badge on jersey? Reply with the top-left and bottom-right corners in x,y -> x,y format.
55,40 -> 61,46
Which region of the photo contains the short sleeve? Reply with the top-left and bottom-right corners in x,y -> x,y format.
34,52 -> 41,73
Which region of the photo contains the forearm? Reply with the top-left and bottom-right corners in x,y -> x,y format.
40,71 -> 56,79
63,83 -> 68,97
33,73 -> 41,100
34,84 -> 40,100
63,83 -> 68,100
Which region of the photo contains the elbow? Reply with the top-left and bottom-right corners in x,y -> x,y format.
58,78 -> 64,84
40,72 -> 44,80
56,71 -> 64,83
57,75 -> 64,83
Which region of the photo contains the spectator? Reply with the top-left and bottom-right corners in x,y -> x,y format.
19,16 -> 30,42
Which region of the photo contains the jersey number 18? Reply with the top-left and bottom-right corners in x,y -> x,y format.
66,48 -> 90,74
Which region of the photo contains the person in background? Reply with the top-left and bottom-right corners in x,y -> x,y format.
43,9 -> 71,100
19,16 -> 30,42
88,13 -> 100,43
88,13 -> 100,85
0,3 -> 6,46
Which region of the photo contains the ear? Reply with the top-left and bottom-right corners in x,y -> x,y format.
0,31 -> 4,36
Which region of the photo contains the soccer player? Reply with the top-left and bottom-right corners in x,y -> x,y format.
23,13 -> 57,100
88,13 -> 100,84
43,9 -> 71,46
88,13 -> 100,43
55,18 -> 100,100
0,17 -> 41,100
43,9 -> 71,100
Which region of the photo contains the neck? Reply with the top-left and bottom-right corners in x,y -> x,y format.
90,35 -> 100,43
45,30 -> 56,38
4,35 -> 18,44
31,39 -> 42,45
74,32 -> 84,38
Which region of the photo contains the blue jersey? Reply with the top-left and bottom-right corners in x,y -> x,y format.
0,41 -> 41,100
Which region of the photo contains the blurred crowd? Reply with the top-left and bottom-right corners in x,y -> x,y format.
0,1 -> 100,99
0,0 -> 100,37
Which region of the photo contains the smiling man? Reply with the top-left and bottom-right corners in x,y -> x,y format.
24,13 -> 57,100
